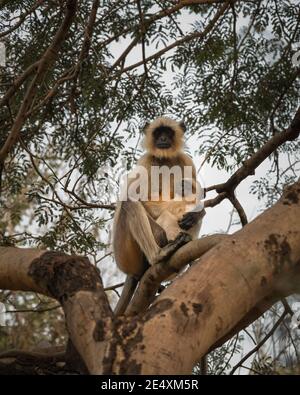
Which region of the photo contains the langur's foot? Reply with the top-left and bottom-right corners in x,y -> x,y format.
151,232 -> 191,265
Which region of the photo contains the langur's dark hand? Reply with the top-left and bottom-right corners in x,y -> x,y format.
178,210 -> 205,230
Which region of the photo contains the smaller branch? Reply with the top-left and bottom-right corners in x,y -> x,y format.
126,234 -> 229,315
65,189 -> 115,210
230,1 -> 238,89
95,0 -> 233,58
204,106 -> 300,209
268,68 -> 300,128
0,0 -> 44,38
280,298 -> 294,316
0,348 -> 65,360
104,282 -> 124,291
0,61 -> 39,107
204,191 -> 227,208
136,0 -> 148,78
21,140 -> 93,243
218,106 -> 300,193
237,0 -> 261,51
243,328 -> 257,346
0,348 -> 67,375
6,304 -> 60,314
158,0 -> 184,37
227,193 -> 248,226
111,29 -> 144,72
121,2 -> 230,73
26,0 -> 100,118
218,334 -> 239,374
25,67 -> 76,117
229,308 -> 288,375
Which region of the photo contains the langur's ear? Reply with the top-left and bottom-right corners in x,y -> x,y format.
179,121 -> 186,133
143,122 -> 150,134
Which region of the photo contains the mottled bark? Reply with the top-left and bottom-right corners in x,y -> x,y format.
0,181 -> 299,374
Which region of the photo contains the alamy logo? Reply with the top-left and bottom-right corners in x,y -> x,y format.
0,42 -> 5,67
119,164 -> 205,211
0,302 -> 6,326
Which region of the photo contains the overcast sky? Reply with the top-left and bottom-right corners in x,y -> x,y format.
102,6 -> 300,373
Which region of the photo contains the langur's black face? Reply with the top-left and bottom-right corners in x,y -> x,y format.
153,126 -> 174,149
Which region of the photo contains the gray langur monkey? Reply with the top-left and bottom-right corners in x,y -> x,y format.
113,117 -> 205,315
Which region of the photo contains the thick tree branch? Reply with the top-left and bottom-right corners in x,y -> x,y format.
0,181 -> 300,374
96,0 -> 239,53
119,181 -> 300,374
0,248 -> 113,374
0,347 -> 67,375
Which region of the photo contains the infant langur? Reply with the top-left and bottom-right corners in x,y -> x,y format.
156,178 -> 205,242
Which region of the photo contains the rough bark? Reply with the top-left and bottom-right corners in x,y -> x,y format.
120,181 -> 300,374
0,181 -> 299,374
0,249 -> 114,374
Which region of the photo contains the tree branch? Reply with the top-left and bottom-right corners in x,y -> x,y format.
0,0 -> 78,164
229,308 -> 288,375
126,234 -> 230,315
0,0 -> 44,39
121,2 -> 230,74
0,247 -> 113,374
0,347 -> 67,375
123,180 -> 300,374
0,180 -> 299,374
227,193 -> 248,226
205,105 -> 300,208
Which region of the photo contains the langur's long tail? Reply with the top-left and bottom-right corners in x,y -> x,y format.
114,275 -> 139,316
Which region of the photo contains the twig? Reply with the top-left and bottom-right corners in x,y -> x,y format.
136,0 -> 148,78
65,189 -> 115,210
204,106 -> 300,208
229,309 -> 288,375
104,282 -> 125,291
121,2 -> 231,73
0,0 -> 45,39
6,305 -> 60,313
227,193 -> 248,226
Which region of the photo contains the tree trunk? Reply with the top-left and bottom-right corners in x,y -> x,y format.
0,181 -> 299,374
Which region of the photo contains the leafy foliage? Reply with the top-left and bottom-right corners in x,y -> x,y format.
1,0 -> 299,252
0,0 -> 299,370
